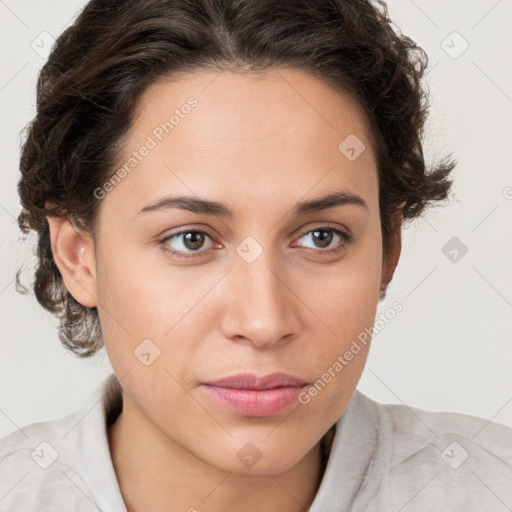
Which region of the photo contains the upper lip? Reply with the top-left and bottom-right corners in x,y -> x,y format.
203,372 -> 308,390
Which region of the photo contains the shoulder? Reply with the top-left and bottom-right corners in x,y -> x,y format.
0,375 -> 123,511
0,407 -> 100,510
366,395 -> 512,510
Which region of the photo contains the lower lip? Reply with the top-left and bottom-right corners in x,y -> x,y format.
201,384 -> 307,417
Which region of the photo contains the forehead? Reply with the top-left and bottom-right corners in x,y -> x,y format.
130,66 -> 373,152
107,67 -> 378,219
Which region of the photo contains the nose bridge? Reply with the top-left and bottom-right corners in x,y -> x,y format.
221,240 -> 299,347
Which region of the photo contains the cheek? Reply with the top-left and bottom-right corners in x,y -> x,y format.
297,267 -> 380,422
323,268 -> 381,342
304,274 -> 378,394
298,231 -> 382,404
313,237 -> 382,343
95,240 -> 205,334
94,238 -> 222,384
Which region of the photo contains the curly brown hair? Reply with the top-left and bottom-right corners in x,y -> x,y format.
16,0 -> 456,358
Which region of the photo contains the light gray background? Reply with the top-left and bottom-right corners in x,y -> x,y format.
1,0 -> 511,437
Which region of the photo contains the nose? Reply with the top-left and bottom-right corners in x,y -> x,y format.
219,249 -> 302,349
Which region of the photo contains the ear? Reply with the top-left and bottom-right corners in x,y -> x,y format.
380,210 -> 403,298
45,213 -> 98,308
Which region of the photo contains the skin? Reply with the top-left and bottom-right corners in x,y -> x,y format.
46,67 -> 401,512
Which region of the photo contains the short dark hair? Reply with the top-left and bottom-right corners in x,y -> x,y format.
16,0 -> 456,358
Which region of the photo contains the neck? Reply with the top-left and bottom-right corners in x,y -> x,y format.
107,391 -> 327,512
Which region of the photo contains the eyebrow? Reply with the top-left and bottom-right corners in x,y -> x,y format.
136,190 -> 368,218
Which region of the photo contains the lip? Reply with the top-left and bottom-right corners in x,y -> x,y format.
201,372 -> 309,417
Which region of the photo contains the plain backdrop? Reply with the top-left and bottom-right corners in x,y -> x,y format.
1,0 -> 511,438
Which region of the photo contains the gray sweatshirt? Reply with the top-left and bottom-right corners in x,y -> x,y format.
1,373 -> 511,511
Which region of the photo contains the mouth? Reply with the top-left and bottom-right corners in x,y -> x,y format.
201,372 -> 309,417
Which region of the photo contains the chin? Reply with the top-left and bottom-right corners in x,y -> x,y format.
201,437 -> 316,476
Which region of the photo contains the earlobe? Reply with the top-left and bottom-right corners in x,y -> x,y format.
46,214 -> 98,308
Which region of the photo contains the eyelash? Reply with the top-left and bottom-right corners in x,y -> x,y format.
158,224 -> 351,260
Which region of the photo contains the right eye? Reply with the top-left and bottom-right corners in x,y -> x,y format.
159,230 -> 216,259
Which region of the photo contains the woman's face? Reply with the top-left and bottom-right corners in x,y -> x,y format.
87,68 -> 396,474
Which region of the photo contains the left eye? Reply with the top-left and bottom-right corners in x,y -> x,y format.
295,227 -> 348,251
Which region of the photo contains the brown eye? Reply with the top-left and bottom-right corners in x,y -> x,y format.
310,229 -> 334,248
296,227 -> 350,253
160,230 -> 214,258
180,231 -> 207,251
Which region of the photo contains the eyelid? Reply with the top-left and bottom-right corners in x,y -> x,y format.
294,222 -> 351,239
